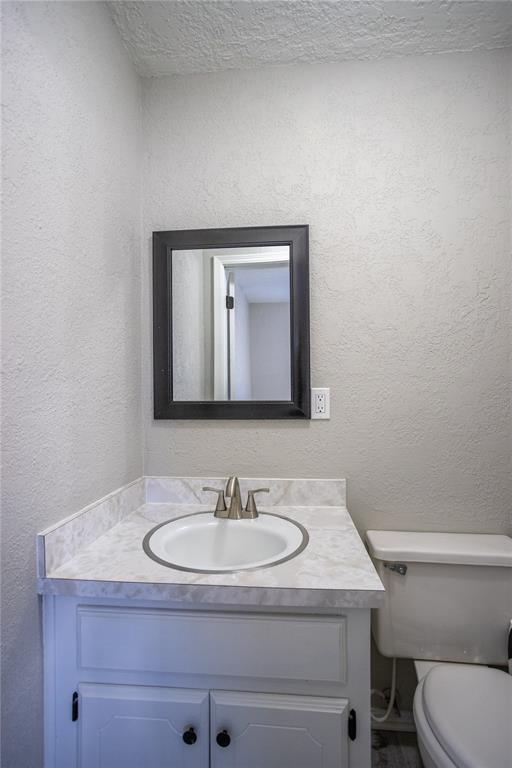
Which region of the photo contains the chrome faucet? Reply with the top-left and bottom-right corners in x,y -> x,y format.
203,477 -> 269,519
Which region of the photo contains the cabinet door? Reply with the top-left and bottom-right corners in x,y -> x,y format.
78,684 -> 209,768
210,691 -> 349,768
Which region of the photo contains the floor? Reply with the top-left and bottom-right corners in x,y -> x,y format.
371,730 -> 423,768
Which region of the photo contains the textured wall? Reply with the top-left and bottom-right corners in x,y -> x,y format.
1,3 -> 142,764
143,49 -> 511,538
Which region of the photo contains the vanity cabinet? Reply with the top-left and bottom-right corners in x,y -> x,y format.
78,685 -> 347,768
43,597 -> 372,768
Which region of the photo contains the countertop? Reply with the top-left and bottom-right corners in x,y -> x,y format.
37,477 -> 385,609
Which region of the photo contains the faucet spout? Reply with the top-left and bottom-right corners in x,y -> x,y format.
225,476 -> 243,519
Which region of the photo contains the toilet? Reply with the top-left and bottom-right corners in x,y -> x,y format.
366,530 -> 512,768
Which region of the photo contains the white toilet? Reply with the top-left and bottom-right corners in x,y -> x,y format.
366,530 -> 512,768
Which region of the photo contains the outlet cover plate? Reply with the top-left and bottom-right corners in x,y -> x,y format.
311,388 -> 330,420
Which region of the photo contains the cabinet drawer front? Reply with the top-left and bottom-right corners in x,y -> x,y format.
78,608 -> 347,683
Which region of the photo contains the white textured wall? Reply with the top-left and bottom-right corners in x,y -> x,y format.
1,3 -> 142,764
143,50 -> 511,537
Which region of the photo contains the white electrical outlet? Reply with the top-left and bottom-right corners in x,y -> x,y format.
311,387 -> 330,419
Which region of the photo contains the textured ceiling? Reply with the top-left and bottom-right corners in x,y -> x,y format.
108,1 -> 512,77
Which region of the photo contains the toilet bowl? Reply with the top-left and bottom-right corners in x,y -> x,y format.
413,664 -> 512,768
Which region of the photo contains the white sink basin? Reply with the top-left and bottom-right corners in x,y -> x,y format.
143,512 -> 309,573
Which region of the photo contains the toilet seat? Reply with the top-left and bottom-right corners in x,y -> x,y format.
414,664 -> 512,768
414,678 -> 457,768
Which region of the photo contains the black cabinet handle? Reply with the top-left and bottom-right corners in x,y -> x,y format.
348,709 -> 357,741
216,729 -> 231,748
182,726 -> 197,745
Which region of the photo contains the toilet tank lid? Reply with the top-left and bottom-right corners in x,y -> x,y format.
365,530 -> 512,567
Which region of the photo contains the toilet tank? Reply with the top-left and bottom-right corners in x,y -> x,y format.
366,531 -> 512,665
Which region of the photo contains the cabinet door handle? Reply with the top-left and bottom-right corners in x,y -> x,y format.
216,729 -> 231,748
182,726 -> 197,745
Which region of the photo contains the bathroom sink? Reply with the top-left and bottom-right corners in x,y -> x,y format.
143,512 -> 309,574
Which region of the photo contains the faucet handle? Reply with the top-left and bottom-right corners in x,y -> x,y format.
244,488 -> 270,519
202,487 -> 228,516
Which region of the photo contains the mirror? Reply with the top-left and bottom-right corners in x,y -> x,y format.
172,245 -> 291,402
153,225 -> 310,419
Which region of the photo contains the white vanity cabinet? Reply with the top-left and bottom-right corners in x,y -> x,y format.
43,596 -> 372,768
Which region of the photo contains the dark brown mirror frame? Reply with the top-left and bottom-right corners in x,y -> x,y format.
153,224 -> 310,420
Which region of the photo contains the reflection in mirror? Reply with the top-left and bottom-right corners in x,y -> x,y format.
172,246 -> 291,401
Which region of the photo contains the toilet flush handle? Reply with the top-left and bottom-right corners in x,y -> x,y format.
384,562 -> 408,576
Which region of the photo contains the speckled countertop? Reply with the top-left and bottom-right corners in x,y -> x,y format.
37,477 -> 385,609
